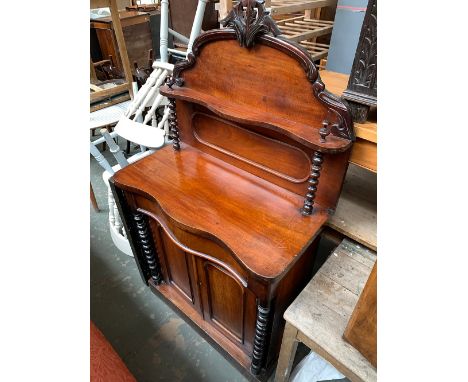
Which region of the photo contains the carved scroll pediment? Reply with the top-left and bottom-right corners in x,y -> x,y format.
221,0 -> 281,48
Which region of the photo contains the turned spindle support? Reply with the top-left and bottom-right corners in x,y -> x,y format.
168,98 -> 181,150
251,304 -> 271,375
133,213 -> 163,284
319,120 -> 330,142
300,151 -> 324,216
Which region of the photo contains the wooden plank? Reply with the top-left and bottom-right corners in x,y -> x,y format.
337,238 -> 376,269
90,84 -> 102,92
319,245 -> 373,296
90,58 -> 98,82
327,164 -> 377,250
281,27 -> 333,42
109,0 -> 134,98
284,240 -> 377,382
90,83 -> 130,102
343,262 -> 377,368
90,93 -> 131,113
350,138 -> 377,172
271,0 -> 334,15
91,0 -> 110,9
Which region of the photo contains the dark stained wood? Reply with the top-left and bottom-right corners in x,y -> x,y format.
342,0 -> 377,123
168,98 -> 180,150
300,151 -> 324,215
168,0 -> 219,39
132,213 -> 163,284
343,262 -> 377,368
109,2 -> 354,378
90,182 -> 99,211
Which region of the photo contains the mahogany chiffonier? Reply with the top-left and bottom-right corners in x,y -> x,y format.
109,1 -> 354,379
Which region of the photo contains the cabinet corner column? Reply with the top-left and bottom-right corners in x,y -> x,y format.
133,213 -> 163,285
251,303 -> 272,375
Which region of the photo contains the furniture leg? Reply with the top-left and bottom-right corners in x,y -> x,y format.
187,0 -> 209,54
160,0 -> 169,62
274,322 -> 299,382
90,182 -> 100,212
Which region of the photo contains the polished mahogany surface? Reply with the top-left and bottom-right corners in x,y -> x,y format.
113,143 -> 328,279
110,1 -> 354,378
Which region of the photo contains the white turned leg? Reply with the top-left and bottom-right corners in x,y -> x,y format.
188,0 -> 208,54
100,128 -> 129,169
108,187 -> 116,227
160,0 -> 169,63
90,143 -> 115,175
114,204 -> 123,234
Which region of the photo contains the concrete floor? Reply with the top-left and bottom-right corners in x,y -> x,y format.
90,142 -> 331,382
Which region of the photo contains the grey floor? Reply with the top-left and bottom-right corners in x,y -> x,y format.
90,142 -> 318,382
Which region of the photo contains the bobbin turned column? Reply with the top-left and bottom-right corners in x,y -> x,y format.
251,303 -> 272,375
168,98 -> 180,150
133,213 -> 163,284
300,151 -> 324,216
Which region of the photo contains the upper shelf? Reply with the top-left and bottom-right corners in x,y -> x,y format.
160,84 -> 352,153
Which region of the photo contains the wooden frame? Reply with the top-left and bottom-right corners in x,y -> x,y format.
90,0 -> 134,103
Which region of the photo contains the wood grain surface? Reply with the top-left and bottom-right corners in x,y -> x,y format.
113,143 -> 328,279
343,262 -> 377,368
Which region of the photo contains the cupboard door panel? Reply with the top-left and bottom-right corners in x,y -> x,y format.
204,262 -> 245,342
148,219 -> 196,305
160,230 -> 195,304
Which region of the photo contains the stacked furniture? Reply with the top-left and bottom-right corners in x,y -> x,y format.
109,0 -> 354,379
218,0 -> 336,62
270,0 -> 336,62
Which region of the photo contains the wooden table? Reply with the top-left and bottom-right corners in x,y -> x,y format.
320,70 -> 377,173
326,163 -> 376,251
274,239 -> 377,382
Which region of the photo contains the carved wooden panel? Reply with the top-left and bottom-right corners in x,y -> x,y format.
342,0 -> 377,123
191,112 -> 311,183
180,39 -> 331,133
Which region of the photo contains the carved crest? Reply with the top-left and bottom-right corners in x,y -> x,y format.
221,0 -> 281,48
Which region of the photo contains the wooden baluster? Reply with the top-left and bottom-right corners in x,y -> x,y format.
133,213 -> 163,284
168,98 -> 181,150
251,304 -> 271,375
300,151 -> 324,216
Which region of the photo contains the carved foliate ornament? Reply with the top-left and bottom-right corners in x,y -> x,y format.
221,0 -> 281,48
